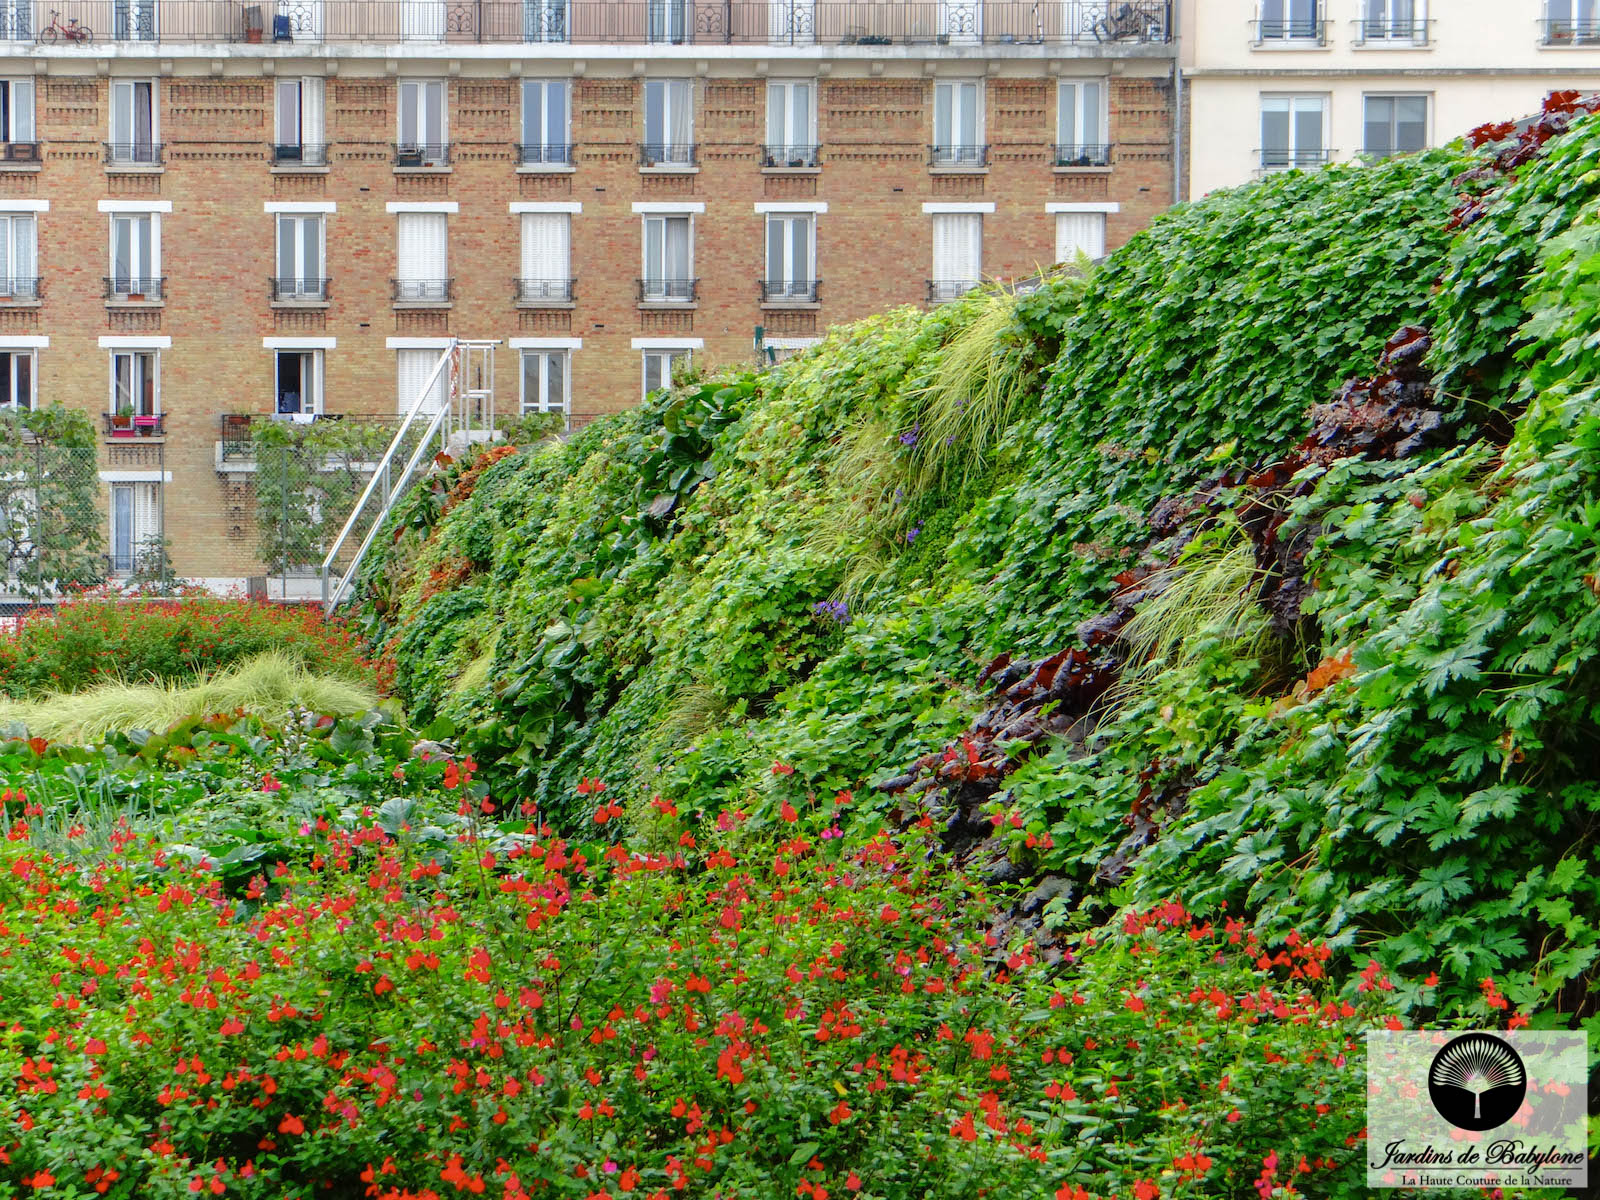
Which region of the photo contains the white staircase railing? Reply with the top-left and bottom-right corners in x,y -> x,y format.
320,338 -> 499,613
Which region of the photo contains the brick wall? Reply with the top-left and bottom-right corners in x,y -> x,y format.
2,59 -> 1174,582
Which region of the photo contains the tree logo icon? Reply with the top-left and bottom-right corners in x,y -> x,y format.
1427,1033 -> 1527,1131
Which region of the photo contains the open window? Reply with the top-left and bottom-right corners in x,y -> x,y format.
275,349 -> 321,418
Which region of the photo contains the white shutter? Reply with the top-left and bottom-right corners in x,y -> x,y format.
398,212 -> 447,285
933,214 -> 980,285
521,213 -> 569,281
397,348 -> 447,415
134,483 -> 160,549
302,77 -> 324,144
1055,213 -> 1105,261
12,215 -> 34,286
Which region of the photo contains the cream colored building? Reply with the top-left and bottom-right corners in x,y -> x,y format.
1179,0 -> 1600,196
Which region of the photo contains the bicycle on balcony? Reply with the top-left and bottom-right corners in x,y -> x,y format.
39,9 -> 93,41
1090,2 -> 1162,42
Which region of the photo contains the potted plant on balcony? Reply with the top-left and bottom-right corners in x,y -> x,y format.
134,412 -> 160,437
111,402 -> 134,437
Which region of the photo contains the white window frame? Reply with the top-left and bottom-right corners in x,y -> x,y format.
640,213 -> 695,302
927,207 -> 985,301
273,348 -> 323,418
397,79 -> 448,165
647,0 -> 690,43
932,79 -> 984,167
1257,0 -> 1322,40
1260,94 -> 1329,169
764,79 -> 817,167
0,212 -> 36,299
395,210 -> 450,303
275,213 -> 325,300
1048,202 -> 1117,262
764,212 -> 816,301
108,481 -> 161,576
519,348 -> 571,417
641,348 -> 692,397
108,349 -> 160,417
1546,0 -> 1599,42
1056,79 -> 1108,166
107,210 -> 161,297
520,79 -> 571,165
1357,0 -> 1425,41
642,78 -> 694,167
0,79 -> 34,145
0,346 -> 35,409
1362,93 -> 1429,157
108,79 -> 158,165
273,77 -> 325,163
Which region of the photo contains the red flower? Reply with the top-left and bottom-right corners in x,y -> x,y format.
828,1099 -> 851,1125
1133,1181 -> 1160,1200
770,761 -> 795,776
277,1114 -> 304,1136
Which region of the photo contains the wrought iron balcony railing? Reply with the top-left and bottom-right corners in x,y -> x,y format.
105,141 -> 163,166
0,277 -> 39,301
10,1 -> 1173,45
393,141 -> 451,167
516,141 -> 575,166
104,276 -> 166,301
640,142 -> 698,168
1352,16 -> 1430,43
1053,142 -> 1112,167
759,278 -> 820,304
762,143 -> 821,168
514,277 -> 577,304
392,277 -> 454,304
927,278 -> 979,304
1251,18 -> 1329,43
103,413 -> 166,437
220,412 -> 403,460
1258,147 -> 1335,170
1542,18 -> 1600,43
269,276 -> 331,302
272,141 -> 330,165
929,143 -> 989,168
637,277 -> 698,303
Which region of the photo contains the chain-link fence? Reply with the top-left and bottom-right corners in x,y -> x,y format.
0,439 -> 124,605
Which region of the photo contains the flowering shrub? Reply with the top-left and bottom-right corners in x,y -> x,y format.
0,746 -> 1393,1199
0,591 -> 371,698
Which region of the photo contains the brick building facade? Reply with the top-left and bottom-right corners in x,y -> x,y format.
0,0 -> 1176,589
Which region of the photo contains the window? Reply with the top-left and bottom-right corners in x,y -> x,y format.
401,0 -> 445,40
274,78 -> 326,165
114,0 -> 157,40
930,212 -> 981,301
524,0 -> 569,41
519,213 -> 572,303
1055,212 -> 1107,261
110,351 -> 158,416
520,349 -> 569,417
397,80 -> 447,166
768,0 -> 814,42
0,350 -> 33,409
1360,0 -> 1421,40
0,2 -> 30,39
520,81 -> 570,166
642,348 -> 691,398
1260,95 -> 1327,168
109,212 -> 160,298
1258,0 -> 1320,39
109,80 -> 158,165
109,482 -> 161,575
641,214 -> 693,302
1363,95 -> 1428,156
0,214 -> 36,299
765,80 -> 817,167
0,80 -> 35,147
932,81 -> 984,167
395,212 -> 449,303
1056,80 -> 1108,166
764,213 -> 815,302
275,214 -> 325,301
1546,0 -> 1599,41
647,0 -> 689,43
643,79 -> 694,167
397,348 -> 449,415
275,350 -> 321,417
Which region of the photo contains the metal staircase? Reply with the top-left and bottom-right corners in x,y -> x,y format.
320,338 -> 499,612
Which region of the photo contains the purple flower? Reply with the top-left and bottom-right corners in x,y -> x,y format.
812,599 -> 850,625
904,520 -> 924,545
898,422 -> 921,447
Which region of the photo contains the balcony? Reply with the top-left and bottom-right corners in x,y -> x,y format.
641,142 -> 698,169
1542,18 -> 1600,43
1258,147 -> 1335,172
1053,142 -> 1112,167
105,142 -> 164,168
762,143 -> 821,169
102,413 -> 166,439
1251,18 -> 1329,44
393,141 -> 451,169
637,278 -> 698,304
516,142 -> 575,167
759,278 -> 820,305
929,144 -> 989,170
392,278 -> 453,306
0,277 -> 40,303
1353,16 -> 1430,44
513,277 -> 577,305
220,412 -> 402,462
0,142 -> 41,168
270,276 -> 332,303
927,279 -> 978,304
104,276 -> 166,303
272,141 -> 331,166
20,1 -> 1171,45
